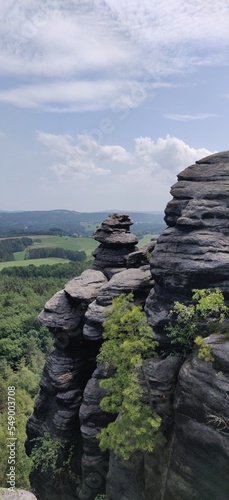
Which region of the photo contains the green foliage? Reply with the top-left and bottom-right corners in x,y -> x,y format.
167,288 -> 229,360
0,237 -> 33,262
0,260 -> 91,277
26,246 -> 86,262
97,293 -> 162,460
194,336 -> 214,362
192,288 -> 228,322
0,364 -> 36,490
30,433 -> 64,476
0,242 -> 93,490
30,433 -> 78,484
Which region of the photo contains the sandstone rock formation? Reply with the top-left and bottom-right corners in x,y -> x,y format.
26,152 -> 229,500
92,213 -> 138,276
108,151 -> 229,499
146,151 -> 229,339
26,213 -> 154,500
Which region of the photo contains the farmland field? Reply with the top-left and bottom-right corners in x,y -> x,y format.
28,235 -> 98,256
0,233 -> 156,271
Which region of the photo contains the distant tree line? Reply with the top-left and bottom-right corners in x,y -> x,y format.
0,260 -> 92,278
26,247 -> 86,262
0,237 -> 33,262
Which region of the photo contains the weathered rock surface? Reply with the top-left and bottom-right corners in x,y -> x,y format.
126,238 -> 157,268
0,491 -> 37,500
163,335 -> 229,500
96,266 -> 154,307
146,151 -> 229,337
38,290 -> 86,337
83,301 -> 111,341
26,214 -> 150,500
92,213 -> 138,274
64,270 -> 107,303
78,364 -> 116,500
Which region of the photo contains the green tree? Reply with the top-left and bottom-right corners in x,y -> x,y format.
97,293 -> 163,460
167,288 -> 228,360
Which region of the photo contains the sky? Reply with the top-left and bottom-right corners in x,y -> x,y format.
1,0 -> 229,213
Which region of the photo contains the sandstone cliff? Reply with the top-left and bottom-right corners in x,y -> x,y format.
26,153 -> 229,500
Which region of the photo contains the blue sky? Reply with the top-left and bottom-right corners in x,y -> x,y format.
1,0 -> 229,212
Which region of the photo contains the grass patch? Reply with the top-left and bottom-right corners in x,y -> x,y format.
138,234 -> 158,247
28,235 -> 98,257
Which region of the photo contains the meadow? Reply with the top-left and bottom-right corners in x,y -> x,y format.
0,234 -> 155,270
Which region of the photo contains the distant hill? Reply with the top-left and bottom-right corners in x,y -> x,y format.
0,210 -> 166,236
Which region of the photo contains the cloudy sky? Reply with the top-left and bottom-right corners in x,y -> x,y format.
1,0 -> 229,212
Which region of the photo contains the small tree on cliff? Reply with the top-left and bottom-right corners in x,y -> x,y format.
97,293 -> 163,460
167,287 -> 229,360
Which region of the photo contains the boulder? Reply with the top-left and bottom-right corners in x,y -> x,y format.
64,269 -> 107,303
38,290 -> 86,335
97,266 -> 154,306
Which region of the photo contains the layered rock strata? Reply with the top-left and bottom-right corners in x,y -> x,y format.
108,151 -> 229,499
146,151 -> 229,338
27,151 -> 229,500
164,334 -> 229,500
26,213 -> 154,500
92,213 -> 138,276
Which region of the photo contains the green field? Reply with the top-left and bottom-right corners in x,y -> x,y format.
0,234 -> 156,271
0,235 -> 98,271
28,235 -> 98,256
137,234 -> 158,247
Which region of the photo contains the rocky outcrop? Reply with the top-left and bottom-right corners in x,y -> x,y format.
26,213 -> 154,500
146,151 -> 229,339
27,151 -> 229,500
164,334 -> 229,500
92,213 -> 138,276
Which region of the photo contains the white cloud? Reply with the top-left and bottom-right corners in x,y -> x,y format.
36,131 -> 134,180
137,134 -> 211,168
0,1 -> 229,111
36,131 -> 213,209
0,131 -> 6,137
0,80 -> 152,112
164,113 -> 220,121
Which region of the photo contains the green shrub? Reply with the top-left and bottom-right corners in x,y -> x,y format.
167,288 -> 228,360
97,293 -> 163,460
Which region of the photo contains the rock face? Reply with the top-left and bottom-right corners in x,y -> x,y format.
146,151 -> 229,338
164,334 -> 229,500
26,213 -> 154,500
108,151 -> 229,499
26,152 -> 229,500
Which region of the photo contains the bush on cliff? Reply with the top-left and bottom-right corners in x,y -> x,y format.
97,293 -> 163,460
167,287 -> 229,360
